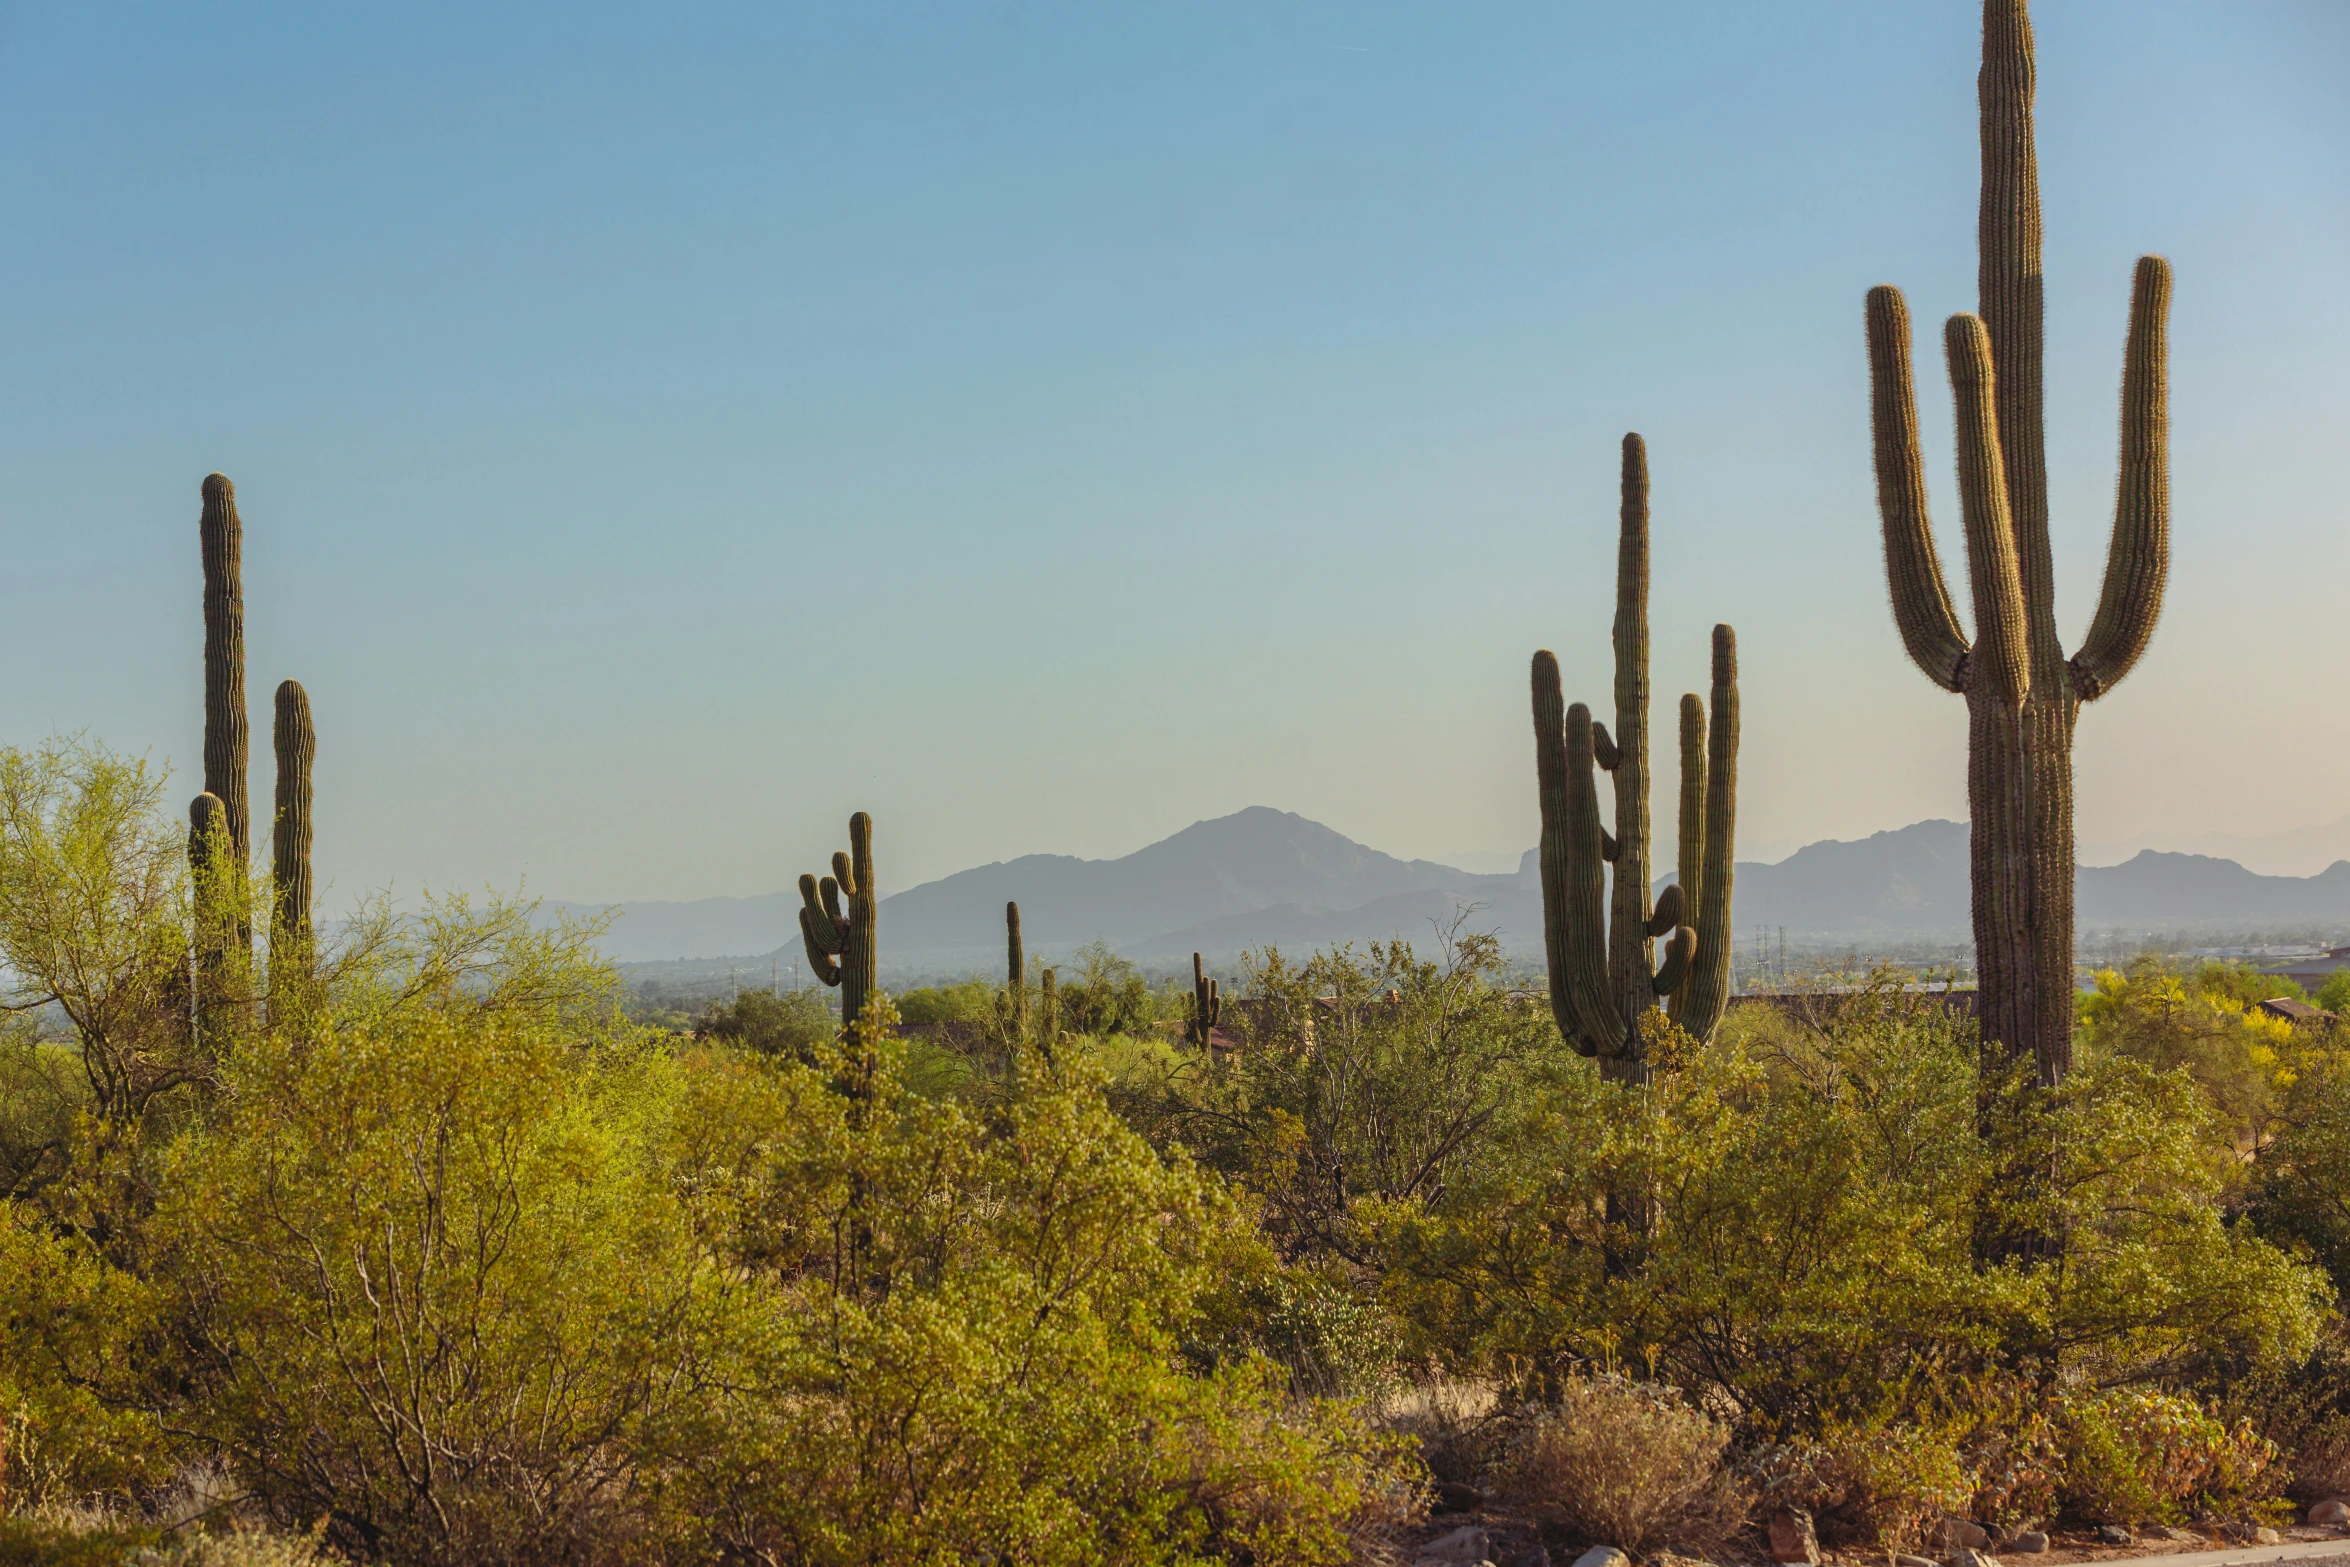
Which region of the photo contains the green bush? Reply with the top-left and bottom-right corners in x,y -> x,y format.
2057,1389 -> 2282,1525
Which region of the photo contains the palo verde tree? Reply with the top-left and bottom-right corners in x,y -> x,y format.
1531,435 -> 1740,1086
1864,0 -> 2169,1086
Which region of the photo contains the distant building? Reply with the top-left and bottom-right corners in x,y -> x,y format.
2258,947 -> 2350,994
2256,996 -> 2337,1027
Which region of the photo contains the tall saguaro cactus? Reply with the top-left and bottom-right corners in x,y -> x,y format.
798,812 -> 878,1034
1531,434 -> 1740,1085
188,791 -> 236,1052
270,680 -> 316,969
1185,951 -> 1220,1049
1865,0 -> 2169,1087
1004,900 -> 1028,1036
199,475 -> 250,868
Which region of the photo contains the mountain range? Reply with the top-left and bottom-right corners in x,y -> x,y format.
551,808 -> 2350,971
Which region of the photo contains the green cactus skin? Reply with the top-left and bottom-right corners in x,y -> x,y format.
1038,966 -> 1059,1064
199,475 -> 250,871
1532,434 -> 1740,1085
1865,0 -> 2169,1087
270,680 -> 315,967
188,791 -> 235,1050
1004,900 -> 1028,1036
797,812 -> 877,1034
1185,951 -> 1221,1049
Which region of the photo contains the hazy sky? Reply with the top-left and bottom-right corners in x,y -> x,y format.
3,1 -> 2345,903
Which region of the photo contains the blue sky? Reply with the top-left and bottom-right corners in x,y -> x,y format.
2,1 -> 2345,902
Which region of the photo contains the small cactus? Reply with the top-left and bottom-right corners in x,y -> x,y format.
797,812 -> 877,1034
1038,966 -> 1060,1062
270,680 -> 315,974
1005,900 -> 1027,1035
1185,952 -> 1220,1049
188,791 -> 237,1050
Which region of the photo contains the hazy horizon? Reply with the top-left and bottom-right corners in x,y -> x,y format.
3,2 -> 2344,904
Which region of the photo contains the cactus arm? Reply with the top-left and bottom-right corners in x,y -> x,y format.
1676,692 -> 1704,920
816,875 -> 846,931
1592,722 -> 1621,772
798,907 -> 842,985
1946,314 -> 2033,710
1978,0 -> 2055,651
2069,254 -> 2172,701
1599,828 -> 1618,863
1651,925 -> 1695,997
1646,884 -> 1685,939
269,679 -> 315,963
198,475 -> 251,861
1867,288 -> 1972,693
1532,654 -> 1615,1057
844,811 -> 876,1024
1674,625 -> 1740,1035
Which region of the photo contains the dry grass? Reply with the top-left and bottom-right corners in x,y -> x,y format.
1496,1377 -> 1751,1559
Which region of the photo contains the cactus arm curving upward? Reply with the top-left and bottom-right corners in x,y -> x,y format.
269,680 -> 315,962
1672,625 -> 1740,1037
2070,255 -> 2172,701
1531,659 -> 1618,1058
1676,694 -> 1705,926
1946,315 -> 2033,711
189,792 -> 234,1051
1867,288 -> 1972,692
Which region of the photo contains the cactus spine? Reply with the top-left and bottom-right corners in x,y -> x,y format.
1865,0 -> 2169,1087
1531,434 -> 1740,1085
1185,951 -> 1220,1049
1005,900 -> 1027,1035
797,812 -> 877,1033
199,476 -> 250,907
270,680 -> 315,974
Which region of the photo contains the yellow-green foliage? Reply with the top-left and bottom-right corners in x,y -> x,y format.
2056,1388 -> 2283,1525
2079,958 -> 2311,1145
1381,981 -> 2329,1424
0,1207 -> 169,1508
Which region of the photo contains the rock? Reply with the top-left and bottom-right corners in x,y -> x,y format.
2254,1527 -> 2282,1546
2312,1500 -> 2350,1528
1893,1555 -> 1939,1567
1770,1506 -> 1821,1566
2219,1523 -> 2279,1545
1945,1518 -> 1993,1552
1950,1550 -> 2002,1567
2096,1525 -> 2135,1546
1433,1480 -> 1486,1514
1572,1549 -> 1631,1567
1999,1532 -> 2050,1555
1419,1528 -> 1493,1565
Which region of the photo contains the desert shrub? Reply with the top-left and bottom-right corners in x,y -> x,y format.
0,1518 -> 334,1567
890,977 -> 994,1027
154,1011 -> 717,1566
0,1206 -> 172,1507
2056,1389 -> 2282,1526
2078,959 -> 2309,1149
659,1005 -> 1424,1565
1497,1377 -> 1748,1558
1382,982 -> 2329,1427
1751,1422 -> 1971,1556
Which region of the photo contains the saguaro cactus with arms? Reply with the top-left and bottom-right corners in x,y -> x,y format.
1865,0 -> 2169,1086
797,812 -> 878,1034
1531,435 -> 1740,1085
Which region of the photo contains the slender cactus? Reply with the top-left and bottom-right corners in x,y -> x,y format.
797,812 -> 878,1034
1532,434 -> 1740,1084
1185,951 -> 1221,1049
188,791 -> 235,1052
270,680 -> 315,978
199,476 -> 250,884
1038,967 -> 1060,1064
1004,901 -> 1027,1035
1865,0 -> 2169,1086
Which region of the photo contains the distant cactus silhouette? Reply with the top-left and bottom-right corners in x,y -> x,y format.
1864,0 -> 2169,1086
1185,952 -> 1220,1049
199,476 -> 250,881
270,680 -> 315,972
1531,434 -> 1739,1085
1004,900 -> 1027,1035
797,812 -> 877,1034
1038,967 -> 1059,1063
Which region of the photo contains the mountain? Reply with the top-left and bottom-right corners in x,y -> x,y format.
565,810 -> 2350,972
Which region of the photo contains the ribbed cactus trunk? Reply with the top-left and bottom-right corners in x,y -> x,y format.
1532,435 -> 1740,1087
188,791 -> 235,1054
1005,900 -> 1027,1035
270,681 -> 315,992
1865,0 -> 2169,1089
199,476 -> 250,954
1185,951 -> 1220,1049
797,812 -> 878,1037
